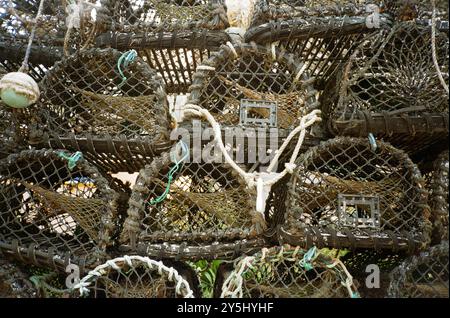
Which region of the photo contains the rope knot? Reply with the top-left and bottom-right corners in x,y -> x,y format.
58,151 -> 83,171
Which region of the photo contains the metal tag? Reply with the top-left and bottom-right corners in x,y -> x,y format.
239,99 -> 277,127
337,194 -> 381,229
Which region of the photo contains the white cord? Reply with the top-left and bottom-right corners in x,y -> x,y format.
431,0 -> 449,94
73,255 -> 195,298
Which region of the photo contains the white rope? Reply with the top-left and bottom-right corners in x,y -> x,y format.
73,255 -> 195,298
183,104 -> 321,215
293,63 -> 308,84
220,256 -> 255,298
431,0 -> 449,94
17,0 -> 46,72
197,65 -> 216,71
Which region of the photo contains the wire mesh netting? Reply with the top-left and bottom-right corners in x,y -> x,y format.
387,241 -> 449,298
37,47 -> 172,174
95,30 -> 230,96
188,42 -> 319,130
119,150 -> 270,259
74,256 -> 198,298
280,136 -> 432,252
103,0 -> 229,33
323,21 -> 449,154
0,149 -> 118,271
429,150 -> 449,245
218,245 -> 359,298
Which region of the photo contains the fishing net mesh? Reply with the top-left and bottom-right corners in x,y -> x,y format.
76,256 -> 197,298
188,42 -> 319,130
104,0 -> 229,33
0,149 -> 117,269
429,151 -> 449,244
388,241 -> 449,298
38,47 -> 171,173
219,245 -> 359,298
120,150 -> 268,252
281,137 -> 432,252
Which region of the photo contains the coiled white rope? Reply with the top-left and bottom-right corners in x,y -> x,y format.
183,104 -> 322,215
73,255 -> 195,298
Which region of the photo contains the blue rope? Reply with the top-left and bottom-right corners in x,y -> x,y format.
117,49 -> 138,88
368,133 -> 377,152
299,246 -> 317,271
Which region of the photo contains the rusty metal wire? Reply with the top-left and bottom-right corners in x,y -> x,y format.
74,256 -> 199,298
218,245 -> 359,298
188,42 -> 319,130
388,241 -> 449,298
0,148 -> 118,272
37,47 -> 172,174
103,0 -> 229,33
280,136 -> 432,253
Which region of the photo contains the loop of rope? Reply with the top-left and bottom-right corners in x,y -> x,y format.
73,255 -> 194,298
117,49 -> 138,87
299,246 -> 317,271
147,140 -> 189,205
58,151 -> 83,171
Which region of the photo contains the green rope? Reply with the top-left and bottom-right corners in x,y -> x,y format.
148,141 -> 189,206
117,49 -> 138,88
58,151 -> 83,171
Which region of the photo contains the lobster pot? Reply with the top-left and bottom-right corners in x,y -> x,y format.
280,137 -> 432,252
340,249 -> 408,298
0,149 -> 117,272
38,47 -> 172,174
429,151 -> 449,244
74,256 -> 197,298
218,245 -> 359,298
381,0 -> 449,21
248,0 -> 372,27
103,0 -> 229,33
323,22 -> 449,155
244,15 -> 387,90
187,42 -> 319,131
95,29 -> 230,96
388,241 -> 449,298
0,0 -> 109,58
119,150 -> 269,260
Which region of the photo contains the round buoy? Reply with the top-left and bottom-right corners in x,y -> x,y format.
0,72 -> 40,108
